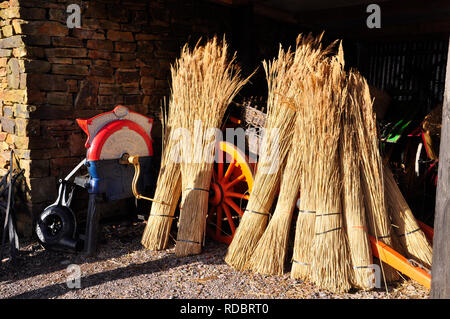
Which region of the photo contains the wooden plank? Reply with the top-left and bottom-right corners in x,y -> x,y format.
431,36 -> 450,299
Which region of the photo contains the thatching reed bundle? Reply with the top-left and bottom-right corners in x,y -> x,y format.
141,101 -> 182,250
383,164 -> 433,268
172,37 -> 249,257
350,70 -> 399,282
340,85 -> 373,290
306,53 -> 353,293
290,86 -> 319,281
225,34 -> 332,271
246,112 -> 303,275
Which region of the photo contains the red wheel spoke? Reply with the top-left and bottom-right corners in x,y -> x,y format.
222,203 -> 236,234
224,174 -> 245,189
225,198 -> 245,217
223,159 -> 236,182
218,161 -> 224,179
216,205 -> 223,237
226,192 -> 250,200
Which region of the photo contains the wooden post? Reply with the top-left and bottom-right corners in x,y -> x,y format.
431,36 -> 450,299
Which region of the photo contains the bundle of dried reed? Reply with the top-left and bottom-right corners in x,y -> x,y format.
225,34 -> 333,270
383,164 -> 433,268
350,70 -> 399,282
340,85 -> 373,290
307,54 -> 353,293
172,37 -> 250,257
246,112 -> 303,275
141,101 -> 182,250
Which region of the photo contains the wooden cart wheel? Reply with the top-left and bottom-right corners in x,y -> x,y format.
207,141 -> 254,244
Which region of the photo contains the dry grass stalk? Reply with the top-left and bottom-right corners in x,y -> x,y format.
307,53 -> 353,293
246,113 -> 303,275
172,37 -> 249,256
383,164 -> 433,268
141,101 -> 182,250
350,70 -> 399,282
340,88 -> 373,290
225,34 -> 331,270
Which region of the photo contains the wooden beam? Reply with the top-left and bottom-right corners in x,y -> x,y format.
431,36 -> 450,299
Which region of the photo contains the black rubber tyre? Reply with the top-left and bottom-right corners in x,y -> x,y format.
35,205 -> 77,251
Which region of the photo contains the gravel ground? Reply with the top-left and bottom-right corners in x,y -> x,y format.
0,221 -> 429,299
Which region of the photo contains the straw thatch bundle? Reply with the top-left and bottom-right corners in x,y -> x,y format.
224,46 -> 296,269
306,53 -> 353,293
340,84 -> 373,290
350,70 -> 399,282
246,112 -> 303,275
225,34 -> 333,271
383,164 -> 433,268
290,79 -> 319,281
141,102 -> 182,250
172,37 -> 250,257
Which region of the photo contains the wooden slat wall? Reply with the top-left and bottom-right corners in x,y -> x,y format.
360,38 -> 448,108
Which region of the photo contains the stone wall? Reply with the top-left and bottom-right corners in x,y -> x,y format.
0,0 -> 301,236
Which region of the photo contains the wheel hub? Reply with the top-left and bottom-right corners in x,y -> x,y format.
209,181 -> 224,206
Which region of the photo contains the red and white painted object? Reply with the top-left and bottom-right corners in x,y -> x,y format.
76,105 -> 154,161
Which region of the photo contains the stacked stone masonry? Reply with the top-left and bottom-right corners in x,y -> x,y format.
0,0 -> 300,236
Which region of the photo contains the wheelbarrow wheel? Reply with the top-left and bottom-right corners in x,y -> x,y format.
207,141 -> 254,244
35,205 -> 77,251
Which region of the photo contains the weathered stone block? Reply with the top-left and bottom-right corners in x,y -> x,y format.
21,21 -> 68,36
107,30 -> 134,42
72,28 -> 105,40
87,50 -> 113,61
111,60 -> 136,69
48,8 -> 65,22
87,39 -> 114,51
7,58 -> 20,89
25,89 -> 45,104
90,65 -> 114,77
1,117 -> 15,133
52,64 -> 89,76
48,57 -> 72,64
116,69 -> 139,83
0,49 -> 12,57
2,25 -> 13,37
68,133 -> 85,156
14,103 -> 36,118
52,37 -> 84,48
24,35 -> 51,46
0,7 -> 20,19
65,79 -> 78,93
45,47 -> 87,58
26,73 -> 67,91
24,60 -> 51,73
0,35 -> 23,49
12,47 -> 26,58
20,7 -> 46,20
74,80 -> 99,109
0,89 -> 26,103
140,76 -> 155,89
114,41 -> 136,53
46,92 -> 72,105
124,95 -> 142,105
15,118 -> 39,137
